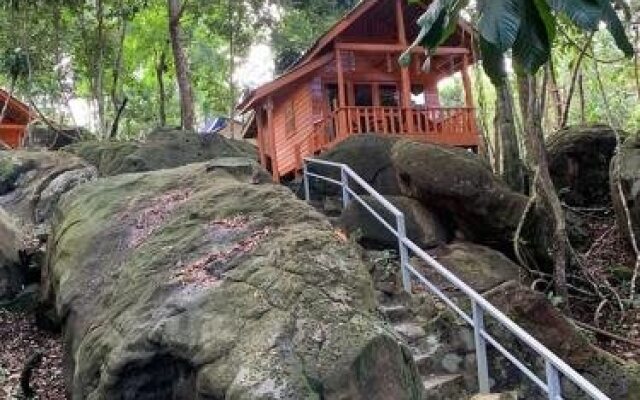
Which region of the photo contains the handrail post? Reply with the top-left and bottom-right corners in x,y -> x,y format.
473,301 -> 490,394
303,160 -> 311,203
396,216 -> 411,293
340,166 -> 351,209
545,360 -> 562,400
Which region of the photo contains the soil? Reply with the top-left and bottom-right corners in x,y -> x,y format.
0,309 -> 66,399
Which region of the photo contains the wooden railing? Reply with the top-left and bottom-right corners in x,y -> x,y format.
308,106 -> 477,151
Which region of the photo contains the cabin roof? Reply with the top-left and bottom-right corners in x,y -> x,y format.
0,89 -> 33,125
238,0 -> 474,113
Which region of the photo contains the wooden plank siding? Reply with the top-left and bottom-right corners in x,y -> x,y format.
271,81 -> 316,176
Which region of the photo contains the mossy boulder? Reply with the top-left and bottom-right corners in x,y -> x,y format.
0,208 -> 24,300
547,125 -> 618,207
611,135 -> 640,247
64,128 -> 258,177
486,285 -> 640,399
430,242 -> 521,293
390,139 -> 550,266
0,150 -> 96,227
44,159 -> 423,399
338,195 -> 450,249
314,135 -> 402,196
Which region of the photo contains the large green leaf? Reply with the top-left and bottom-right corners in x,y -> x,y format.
512,0 -> 555,73
477,0 -> 523,51
548,0 -> 602,30
479,37 -> 506,85
399,0 -> 466,68
550,0 -> 634,57
597,0 -> 634,57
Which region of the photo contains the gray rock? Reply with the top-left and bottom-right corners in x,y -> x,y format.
44,161 -> 424,399
338,195 -> 449,249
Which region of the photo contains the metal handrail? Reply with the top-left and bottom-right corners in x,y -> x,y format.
303,157 -> 610,400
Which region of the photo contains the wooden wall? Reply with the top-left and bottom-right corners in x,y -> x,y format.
270,81 -> 316,176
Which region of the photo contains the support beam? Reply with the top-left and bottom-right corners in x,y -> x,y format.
265,98 -> 279,182
334,43 -> 470,55
461,55 -> 475,108
336,48 -> 348,138
396,0 -> 414,132
255,108 -> 267,167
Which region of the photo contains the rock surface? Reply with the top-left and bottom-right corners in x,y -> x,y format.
0,150 -> 96,226
486,284 -> 640,399
611,135 -> 640,247
43,158 -> 423,399
390,139 -> 549,264
338,195 -> 449,249
547,125 -> 618,207
64,128 -> 257,177
315,134 -> 402,195
0,208 -> 24,300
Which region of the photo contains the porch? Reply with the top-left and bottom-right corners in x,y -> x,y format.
309,105 -> 478,152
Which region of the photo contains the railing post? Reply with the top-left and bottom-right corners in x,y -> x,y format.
340,166 -> 351,209
396,214 -> 411,293
303,161 -> 311,203
472,301 -> 490,394
545,360 -> 562,400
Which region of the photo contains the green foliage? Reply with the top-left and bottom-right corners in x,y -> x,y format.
401,0 -> 634,82
272,0 -> 357,73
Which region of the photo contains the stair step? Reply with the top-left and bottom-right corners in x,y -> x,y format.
422,374 -> 466,400
393,322 -> 426,341
378,304 -> 409,322
469,393 -> 517,400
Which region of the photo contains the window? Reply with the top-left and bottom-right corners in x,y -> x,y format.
354,84 -> 373,107
380,84 -> 399,107
285,101 -> 296,137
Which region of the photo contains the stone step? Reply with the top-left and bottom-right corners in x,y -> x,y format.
393,322 -> 426,342
422,373 -> 466,400
378,304 -> 409,322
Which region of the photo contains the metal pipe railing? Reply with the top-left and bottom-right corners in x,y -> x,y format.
303,157 -> 610,400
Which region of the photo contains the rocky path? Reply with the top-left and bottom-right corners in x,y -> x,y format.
0,309 -> 66,399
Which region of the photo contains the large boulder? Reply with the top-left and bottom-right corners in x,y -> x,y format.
0,208 -> 24,300
314,134 -> 402,196
64,128 -> 258,177
390,139 -> 549,264
548,125 -> 618,207
611,135 -> 640,247
43,158 -> 423,399
0,150 -> 97,227
429,242 -> 521,293
486,284 -> 640,399
338,195 -> 450,249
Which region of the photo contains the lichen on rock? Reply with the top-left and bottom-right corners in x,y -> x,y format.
44,158 -> 423,399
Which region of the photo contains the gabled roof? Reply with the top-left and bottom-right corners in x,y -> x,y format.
238,0 -> 474,113
0,89 -> 33,124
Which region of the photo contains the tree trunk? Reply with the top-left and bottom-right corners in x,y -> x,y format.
168,0 -> 195,131
494,78 -> 525,192
228,0 -> 236,139
578,72 -> 586,125
560,32 -> 593,128
517,72 -> 570,310
634,26 -> 640,100
95,0 -> 106,139
156,48 -> 168,127
547,58 -> 563,130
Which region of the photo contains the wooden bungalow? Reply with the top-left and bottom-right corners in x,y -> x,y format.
0,89 -> 33,149
238,0 -> 479,181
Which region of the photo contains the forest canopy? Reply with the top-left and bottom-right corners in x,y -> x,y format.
0,0 -> 638,139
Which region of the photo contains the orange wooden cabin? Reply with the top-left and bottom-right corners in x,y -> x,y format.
0,89 -> 33,149
238,0 -> 479,181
